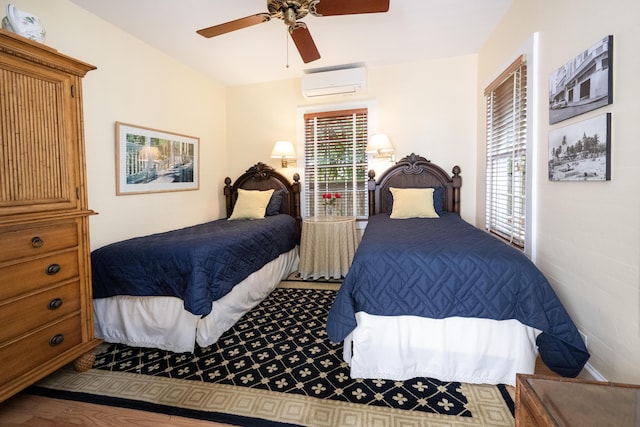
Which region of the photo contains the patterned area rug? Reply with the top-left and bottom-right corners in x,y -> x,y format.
284,271 -> 343,283
31,286 -> 515,427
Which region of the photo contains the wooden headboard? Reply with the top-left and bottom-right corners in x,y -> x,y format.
224,162 -> 302,240
368,153 -> 462,216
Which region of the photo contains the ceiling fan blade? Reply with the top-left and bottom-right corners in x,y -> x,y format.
311,0 -> 389,16
290,24 -> 321,63
197,13 -> 271,38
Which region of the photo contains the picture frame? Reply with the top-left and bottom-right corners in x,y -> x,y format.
116,122 -> 199,195
548,113 -> 611,181
548,35 -> 613,125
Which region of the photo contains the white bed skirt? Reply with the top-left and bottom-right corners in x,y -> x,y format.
343,312 -> 541,386
93,248 -> 299,353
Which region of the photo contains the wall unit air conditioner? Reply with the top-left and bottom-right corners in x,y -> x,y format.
302,67 -> 366,98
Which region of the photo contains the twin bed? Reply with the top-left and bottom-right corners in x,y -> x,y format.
91,155 -> 588,386
91,162 -> 301,353
325,153 -> 589,386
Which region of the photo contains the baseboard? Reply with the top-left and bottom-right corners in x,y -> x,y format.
582,362 -> 607,382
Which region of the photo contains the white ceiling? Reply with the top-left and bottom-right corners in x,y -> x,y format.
69,0 -> 512,86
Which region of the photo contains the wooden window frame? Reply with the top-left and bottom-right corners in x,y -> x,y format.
485,55 -> 528,249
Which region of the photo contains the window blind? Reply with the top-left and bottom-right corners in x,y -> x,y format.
303,108 -> 368,218
485,56 -> 527,248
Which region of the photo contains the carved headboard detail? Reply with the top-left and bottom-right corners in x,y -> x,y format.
224,162 -> 302,240
368,153 -> 462,216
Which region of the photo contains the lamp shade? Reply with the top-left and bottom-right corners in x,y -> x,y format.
366,133 -> 394,154
271,140 -> 296,168
271,140 -> 296,158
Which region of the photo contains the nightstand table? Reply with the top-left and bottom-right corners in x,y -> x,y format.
299,216 -> 358,280
515,374 -> 640,426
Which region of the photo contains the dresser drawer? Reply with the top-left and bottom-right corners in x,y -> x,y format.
0,222 -> 78,263
0,250 -> 79,301
0,314 -> 82,386
0,281 -> 81,343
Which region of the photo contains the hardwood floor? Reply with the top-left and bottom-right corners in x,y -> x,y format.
0,393 -> 234,427
0,357 -> 576,426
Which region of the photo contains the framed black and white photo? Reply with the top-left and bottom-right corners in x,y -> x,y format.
548,113 -> 611,182
548,35 -> 613,125
116,122 -> 199,195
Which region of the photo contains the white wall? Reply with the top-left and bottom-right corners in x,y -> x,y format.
3,0 -> 228,249
227,55 -> 479,222
477,0 -> 640,382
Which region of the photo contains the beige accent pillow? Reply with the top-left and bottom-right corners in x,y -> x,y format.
228,188 -> 274,220
389,187 -> 439,219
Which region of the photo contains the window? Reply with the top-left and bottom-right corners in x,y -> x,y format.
485,55 -> 527,249
302,108 -> 368,219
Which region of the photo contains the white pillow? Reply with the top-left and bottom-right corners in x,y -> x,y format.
389,187 -> 439,219
228,189 -> 274,220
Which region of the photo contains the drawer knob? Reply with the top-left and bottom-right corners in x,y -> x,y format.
46,264 -> 61,275
49,334 -> 65,346
31,236 -> 44,248
48,298 -> 63,310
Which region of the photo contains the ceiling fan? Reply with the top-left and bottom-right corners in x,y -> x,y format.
196,0 -> 390,64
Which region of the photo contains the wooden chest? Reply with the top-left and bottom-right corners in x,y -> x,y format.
515,374 -> 640,426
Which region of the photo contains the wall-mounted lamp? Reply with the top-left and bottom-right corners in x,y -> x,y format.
271,140 -> 296,168
366,133 -> 395,161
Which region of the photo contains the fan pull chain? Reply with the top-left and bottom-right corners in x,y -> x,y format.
285,28 -> 289,68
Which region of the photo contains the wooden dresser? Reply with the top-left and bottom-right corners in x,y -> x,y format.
0,29 -> 101,402
515,374 -> 640,426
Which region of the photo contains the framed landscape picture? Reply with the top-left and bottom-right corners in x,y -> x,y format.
116,122 -> 199,195
548,35 -> 613,125
548,113 -> 611,181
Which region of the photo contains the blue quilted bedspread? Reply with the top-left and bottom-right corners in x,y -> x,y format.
92,215 -> 296,316
326,213 -> 589,377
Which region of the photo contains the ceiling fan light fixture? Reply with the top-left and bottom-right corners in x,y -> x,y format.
197,0 -> 390,64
